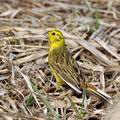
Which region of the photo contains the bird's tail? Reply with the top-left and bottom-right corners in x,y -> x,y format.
80,82 -> 113,104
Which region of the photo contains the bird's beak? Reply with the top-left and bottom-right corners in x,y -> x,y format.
43,31 -> 48,39
43,31 -> 47,35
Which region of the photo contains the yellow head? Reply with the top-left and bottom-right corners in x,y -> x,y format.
47,29 -> 65,50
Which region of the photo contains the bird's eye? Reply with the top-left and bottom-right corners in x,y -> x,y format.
52,32 -> 55,35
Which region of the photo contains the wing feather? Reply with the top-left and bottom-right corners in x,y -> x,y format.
49,46 -> 82,93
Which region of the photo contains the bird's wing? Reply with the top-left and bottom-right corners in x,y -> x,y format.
50,52 -> 82,94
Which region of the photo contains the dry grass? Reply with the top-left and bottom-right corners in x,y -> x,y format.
0,0 -> 120,120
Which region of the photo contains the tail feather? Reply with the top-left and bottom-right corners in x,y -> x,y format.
81,82 -> 113,104
87,87 -> 113,104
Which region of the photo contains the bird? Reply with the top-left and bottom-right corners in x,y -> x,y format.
47,29 -> 112,104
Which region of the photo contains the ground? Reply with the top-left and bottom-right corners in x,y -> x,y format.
0,0 -> 120,120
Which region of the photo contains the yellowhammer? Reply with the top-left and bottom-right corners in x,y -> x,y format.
47,29 -> 112,104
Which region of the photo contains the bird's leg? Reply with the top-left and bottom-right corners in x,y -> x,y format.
55,78 -> 64,91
